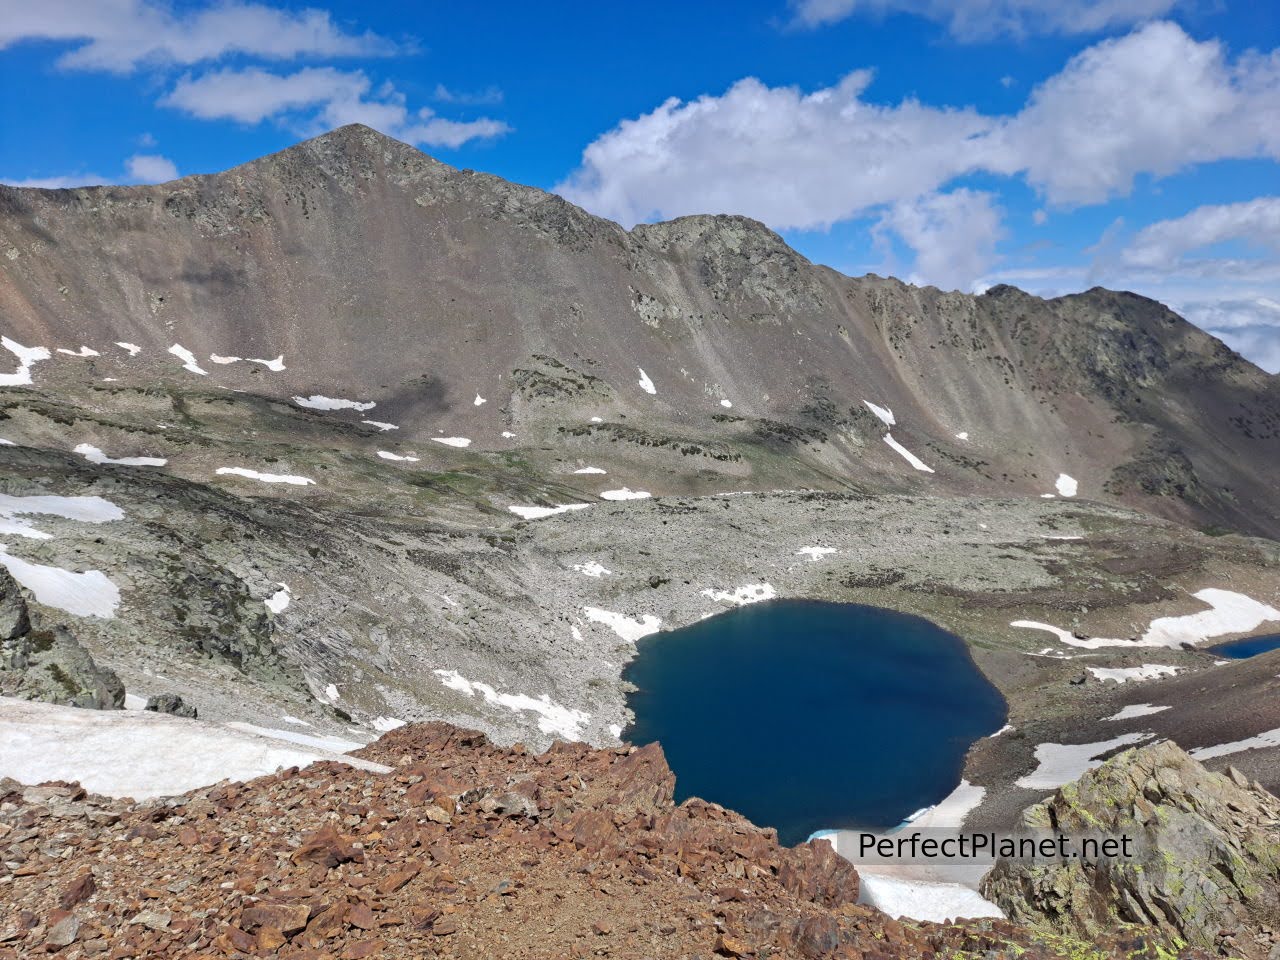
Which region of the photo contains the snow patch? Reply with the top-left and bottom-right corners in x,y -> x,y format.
0,549 -> 120,618
796,546 -> 836,561
883,434 -> 934,473
373,716 -> 406,733
474,394 -> 486,406
210,354 -> 240,365
115,342 -> 142,356
377,451 -> 419,462
864,400 -> 895,426
955,431 -> 969,440
0,697 -> 388,800
1088,664 -> 1180,684
57,346 -> 100,358
1106,704 -> 1171,722
265,583 -> 291,614
1190,727 -> 1280,760
572,561 -> 611,578
73,443 -> 167,467
701,583 -> 777,606
637,367 -> 656,394
216,467 -> 315,486
362,420 -> 398,431
432,669 -> 589,741
1055,474 -> 1078,497
1013,589 -> 1280,650
573,466 -> 607,474
609,723 -> 623,738
720,398 -> 733,408
431,436 -> 472,448
0,492 -> 124,525
0,337 -> 51,387
293,395 -> 375,412
1016,733 -> 1152,789
250,355 -> 286,371
600,487 -> 651,500
583,607 -> 662,643
508,504 -> 590,521
857,872 -> 1005,924
167,344 -> 207,375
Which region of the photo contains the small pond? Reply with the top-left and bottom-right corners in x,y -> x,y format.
622,599 -> 1006,845
1209,634 -> 1280,660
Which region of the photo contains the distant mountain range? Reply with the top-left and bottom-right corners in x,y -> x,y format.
1,123 -> 1275,538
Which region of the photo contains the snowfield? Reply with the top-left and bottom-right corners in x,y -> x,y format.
1016,733 -> 1152,789
74,443 -> 167,467
1106,703 -> 1170,721
1088,664 -> 1180,683
864,400 -> 895,426
883,434 -> 935,473
167,344 -> 207,375
1012,589 -> 1280,649
377,451 -> 420,462
0,549 -> 120,618
0,697 -> 388,800
637,367 -> 656,394
0,336 -> 51,386
433,669 -> 589,741
431,437 -> 472,448
700,583 -> 777,605
265,583 -> 291,614
600,487 -> 651,500
293,395 -> 376,412
216,467 -> 315,486
508,504 -> 590,520
583,606 -> 662,642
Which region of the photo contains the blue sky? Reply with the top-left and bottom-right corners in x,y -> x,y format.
2,0 -> 1278,370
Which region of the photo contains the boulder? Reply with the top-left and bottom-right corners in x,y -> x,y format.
0,569 -> 30,641
981,739 -> 1280,958
0,625 -> 125,709
144,693 -> 197,719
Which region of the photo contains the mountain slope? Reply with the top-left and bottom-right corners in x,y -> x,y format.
0,123 -> 1275,537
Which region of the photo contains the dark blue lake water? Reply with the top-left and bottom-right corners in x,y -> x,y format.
622,599 -> 1006,846
1209,634 -> 1280,659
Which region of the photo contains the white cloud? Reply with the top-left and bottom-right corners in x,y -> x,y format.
163,66 -> 511,148
434,83 -> 504,106
2,152 -> 178,189
1119,197 -> 1280,269
0,0 -> 391,73
556,70 -> 994,230
125,153 -> 178,183
561,23 -> 1280,234
557,21 -> 1280,298
789,0 -> 1179,39
875,189 -> 1005,291
990,23 -> 1280,206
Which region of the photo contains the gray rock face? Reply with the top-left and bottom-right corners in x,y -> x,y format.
0,624 -> 125,710
0,569 -> 29,641
145,693 -> 197,719
981,740 -> 1280,958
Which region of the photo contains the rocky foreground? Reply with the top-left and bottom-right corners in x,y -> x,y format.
1,723 -> 1223,960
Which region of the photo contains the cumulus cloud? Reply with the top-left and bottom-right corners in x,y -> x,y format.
991,23 -> 1280,205
1119,197 -> 1280,270
1179,299 -> 1280,373
0,0 -> 391,73
162,67 -> 511,149
789,0 -> 1179,39
2,152 -> 178,189
561,23 -> 1280,230
874,189 -> 1005,291
125,153 -> 178,183
557,22 -> 1280,295
557,71 -> 994,230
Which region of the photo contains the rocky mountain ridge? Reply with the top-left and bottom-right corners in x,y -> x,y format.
0,123 -> 1275,537
0,721 -> 1218,960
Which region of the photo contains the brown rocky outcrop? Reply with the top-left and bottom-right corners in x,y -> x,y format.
0,723 -> 1211,959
